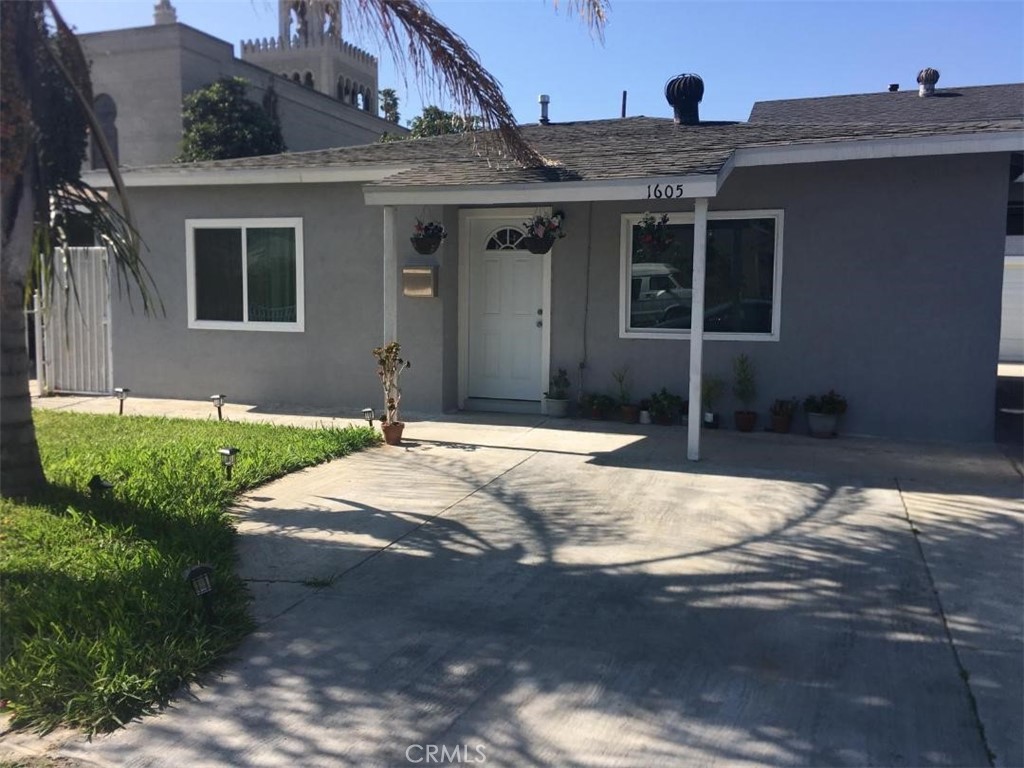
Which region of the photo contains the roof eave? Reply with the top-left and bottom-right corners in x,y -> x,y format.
719,129 -> 1023,186
363,174 -> 721,206
82,164 -> 409,189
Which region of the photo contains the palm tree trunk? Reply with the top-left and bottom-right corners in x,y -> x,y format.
1,163 -> 46,497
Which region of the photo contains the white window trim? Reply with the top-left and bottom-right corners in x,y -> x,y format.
619,209 -> 784,342
185,217 -> 305,332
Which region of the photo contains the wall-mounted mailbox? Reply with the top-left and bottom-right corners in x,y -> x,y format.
402,265 -> 438,298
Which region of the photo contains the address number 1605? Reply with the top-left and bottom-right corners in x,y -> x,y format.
646,183 -> 685,199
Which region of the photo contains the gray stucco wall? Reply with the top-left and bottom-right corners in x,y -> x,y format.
113,152 -> 1008,442
111,183 -> 388,412
546,155 -> 1008,442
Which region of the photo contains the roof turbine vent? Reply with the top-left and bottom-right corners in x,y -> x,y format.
665,73 -> 704,125
917,67 -> 940,97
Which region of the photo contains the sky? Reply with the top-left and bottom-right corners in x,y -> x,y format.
58,0 -> 1024,125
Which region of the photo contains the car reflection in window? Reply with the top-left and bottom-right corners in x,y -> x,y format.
630,263 -> 693,327
656,299 -> 773,333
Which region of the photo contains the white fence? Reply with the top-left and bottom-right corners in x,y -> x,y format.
39,247 -> 113,395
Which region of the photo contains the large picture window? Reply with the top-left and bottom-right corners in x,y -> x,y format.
620,210 -> 783,340
186,218 -> 304,331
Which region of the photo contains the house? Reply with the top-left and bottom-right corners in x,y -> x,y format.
79,71 -> 1023,447
78,0 -> 400,169
746,80 -> 1024,363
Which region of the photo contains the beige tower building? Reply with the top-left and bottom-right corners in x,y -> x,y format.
241,0 -> 378,114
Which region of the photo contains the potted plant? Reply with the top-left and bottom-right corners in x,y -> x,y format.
638,398 -> 652,424
544,367 -> 571,418
701,375 -> 724,429
581,393 -> 616,419
612,365 -> 639,423
410,219 -> 447,255
732,354 -> 758,432
372,341 -> 411,445
804,390 -> 848,438
769,397 -> 799,434
649,387 -> 684,426
521,210 -> 565,254
633,212 -> 674,261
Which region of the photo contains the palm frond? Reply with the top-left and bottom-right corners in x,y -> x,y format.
346,0 -> 608,166
37,0 -> 160,315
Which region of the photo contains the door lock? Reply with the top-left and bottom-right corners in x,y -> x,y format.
536,320 -> 543,328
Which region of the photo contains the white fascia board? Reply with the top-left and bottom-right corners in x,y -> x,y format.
363,174 -> 719,206
719,130 -> 1024,185
82,165 -> 408,189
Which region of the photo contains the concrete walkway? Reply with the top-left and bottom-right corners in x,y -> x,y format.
17,396 -> 1024,766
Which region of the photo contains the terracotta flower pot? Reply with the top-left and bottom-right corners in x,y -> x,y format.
734,410 -> 758,432
620,404 -> 640,424
381,422 -> 405,445
770,414 -> 792,433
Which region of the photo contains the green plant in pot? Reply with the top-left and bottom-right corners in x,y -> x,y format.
804,390 -> 848,438
544,367 -> 571,418
582,393 -> 616,419
612,365 -> 639,423
732,354 -> 758,432
769,397 -> 799,434
701,375 -> 725,429
373,341 -> 411,445
649,387 -> 685,426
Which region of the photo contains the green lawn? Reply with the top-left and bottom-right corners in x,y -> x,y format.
0,410 -> 378,734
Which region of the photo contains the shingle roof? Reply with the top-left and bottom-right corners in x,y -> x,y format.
748,83 -> 1024,124
369,118 -> 1022,187
119,109 -> 1023,189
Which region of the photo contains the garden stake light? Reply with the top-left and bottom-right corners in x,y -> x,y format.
211,394 -> 226,421
114,387 -> 130,415
88,474 -> 114,496
183,563 -> 215,622
362,407 -> 375,427
217,446 -> 239,480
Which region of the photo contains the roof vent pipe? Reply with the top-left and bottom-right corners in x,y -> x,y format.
538,94 -> 550,125
665,74 -> 704,125
917,67 -> 940,97
888,83 -> 899,92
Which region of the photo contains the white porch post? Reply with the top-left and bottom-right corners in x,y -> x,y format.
687,197 -> 709,461
382,205 -> 398,341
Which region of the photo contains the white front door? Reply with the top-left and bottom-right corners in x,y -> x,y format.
467,219 -> 545,400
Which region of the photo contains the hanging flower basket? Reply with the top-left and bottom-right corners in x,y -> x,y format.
520,211 -> 565,254
411,219 -> 446,255
520,233 -> 557,254
633,212 -> 674,262
410,235 -> 442,255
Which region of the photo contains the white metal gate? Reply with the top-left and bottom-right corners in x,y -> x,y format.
41,247 -> 113,394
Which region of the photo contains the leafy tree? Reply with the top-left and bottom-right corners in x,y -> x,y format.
178,77 -> 285,162
408,106 -> 482,137
1,0 -> 157,497
378,105 -> 480,144
379,87 -> 400,123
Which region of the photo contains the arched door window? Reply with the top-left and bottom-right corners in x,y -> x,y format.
485,227 -> 527,251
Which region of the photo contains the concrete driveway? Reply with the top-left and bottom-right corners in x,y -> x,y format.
53,415 -> 1021,768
